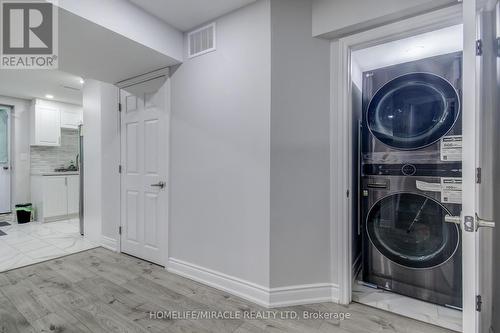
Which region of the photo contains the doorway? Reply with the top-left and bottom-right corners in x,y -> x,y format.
119,74 -> 170,267
0,106 -> 11,214
352,27 -> 464,331
332,2 -> 499,333
330,4 -> 468,332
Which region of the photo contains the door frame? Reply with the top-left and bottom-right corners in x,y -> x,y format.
116,67 -> 171,267
329,4 -> 463,305
0,104 -> 12,213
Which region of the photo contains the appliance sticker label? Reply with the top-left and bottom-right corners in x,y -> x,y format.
441,136 -> 462,162
416,180 -> 441,192
441,177 -> 462,204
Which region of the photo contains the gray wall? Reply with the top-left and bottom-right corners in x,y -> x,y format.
82,81 -> 102,243
100,83 -> 121,241
269,0 -> 331,288
170,0 -> 272,287
494,43 -> 500,332
482,6 -> 500,332
82,80 -> 120,244
495,13 -> 500,329
312,0 -> 457,38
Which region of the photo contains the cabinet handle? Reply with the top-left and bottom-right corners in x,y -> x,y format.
65,177 -> 67,186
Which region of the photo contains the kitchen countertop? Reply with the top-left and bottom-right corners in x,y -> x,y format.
31,172 -> 80,176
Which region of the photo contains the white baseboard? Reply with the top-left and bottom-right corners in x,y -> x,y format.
167,258 -> 270,307
101,236 -> 119,252
167,258 -> 339,308
269,283 -> 339,308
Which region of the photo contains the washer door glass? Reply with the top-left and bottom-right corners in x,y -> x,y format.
367,73 -> 460,150
366,193 -> 459,269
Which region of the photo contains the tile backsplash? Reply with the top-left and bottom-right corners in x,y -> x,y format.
30,129 -> 79,174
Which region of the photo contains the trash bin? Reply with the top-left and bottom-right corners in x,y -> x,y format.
15,204 -> 32,224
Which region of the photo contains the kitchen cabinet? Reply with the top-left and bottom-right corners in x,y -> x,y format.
67,175 -> 80,214
61,109 -> 83,129
30,101 -> 61,146
30,99 -> 84,144
43,177 -> 68,217
31,174 -> 80,222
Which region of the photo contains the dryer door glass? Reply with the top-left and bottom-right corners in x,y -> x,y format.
367,73 -> 460,150
366,193 -> 460,269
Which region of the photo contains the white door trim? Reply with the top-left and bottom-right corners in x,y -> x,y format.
0,105 -> 12,213
329,4 -> 463,306
118,72 -> 171,268
116,67 -> 170,89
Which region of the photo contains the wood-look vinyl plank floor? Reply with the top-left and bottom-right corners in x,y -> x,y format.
0,248 -> 456,333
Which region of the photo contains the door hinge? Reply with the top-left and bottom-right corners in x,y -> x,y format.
476,295 -> 482,312
119,226 -> 122,235
346,190 -> 350,198
476,39 -> 483,56
118,165 -> 122,174
118,103 -> 122,112
476,167 -> 482,184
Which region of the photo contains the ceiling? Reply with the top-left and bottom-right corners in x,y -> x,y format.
59,9 -> 179,84
128,0 -> 257,31
0,7 -> 186,107
0,70 -> 83,105
352,24 -> 463,72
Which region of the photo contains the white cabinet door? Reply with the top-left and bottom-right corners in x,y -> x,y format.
34,106 -> 61,146
61,110 -> 82,129
43,177 -> 68,217
67,176 -> 79,214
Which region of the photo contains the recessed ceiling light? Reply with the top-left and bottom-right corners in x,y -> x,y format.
79,78 -> 85,84
45,94 -> 54,99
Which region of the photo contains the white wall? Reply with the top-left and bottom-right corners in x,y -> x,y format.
82,80 -> 119,245
54,0 -> 183,62
269,0 -> 331,288
170,0 -> 271,288
0,96 -> 31,209
100,85 -> 121,243
312,0 -> 457,38
82,81 -> 102,243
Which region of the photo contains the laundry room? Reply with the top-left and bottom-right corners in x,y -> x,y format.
350,24 -> 466,331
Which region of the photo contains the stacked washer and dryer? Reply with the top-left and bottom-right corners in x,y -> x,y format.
360,52 -> 463,309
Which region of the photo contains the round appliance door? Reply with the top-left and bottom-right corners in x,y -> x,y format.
367,73 -> 460,150
366,193 -> 460,269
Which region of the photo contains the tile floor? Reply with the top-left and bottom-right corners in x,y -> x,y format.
0,217 -> 98,273
352,280 -> 462,332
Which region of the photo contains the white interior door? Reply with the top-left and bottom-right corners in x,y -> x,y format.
120,76 -> 169,266
462,1 -> 498,332
0,107 -> 11,214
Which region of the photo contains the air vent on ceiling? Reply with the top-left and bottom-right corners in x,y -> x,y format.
62,85 -> 81,91
188,23 -> 216,59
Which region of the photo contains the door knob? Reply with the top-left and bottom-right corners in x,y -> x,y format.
475,213 -> 495,230
2,166 -> 8,170
150,181 -> 166,189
